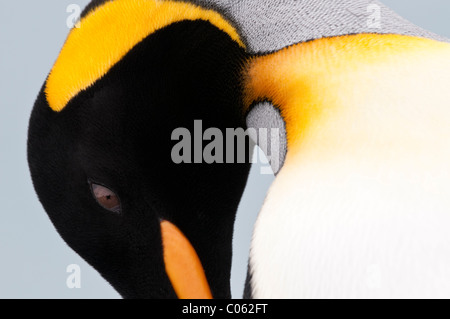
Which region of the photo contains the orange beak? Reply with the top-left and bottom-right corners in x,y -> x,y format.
160,220 -> 213,299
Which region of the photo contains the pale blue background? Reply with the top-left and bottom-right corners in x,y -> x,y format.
0,1 -> 449,299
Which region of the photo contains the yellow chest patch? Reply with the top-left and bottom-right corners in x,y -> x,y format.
245,36 -> 450,300
243,34 -> 450,163
45,0 -> 244,112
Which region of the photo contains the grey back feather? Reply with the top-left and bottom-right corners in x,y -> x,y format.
178,0 -> 449,54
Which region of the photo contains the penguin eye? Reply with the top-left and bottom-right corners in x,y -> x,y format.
90,183 -> 121,214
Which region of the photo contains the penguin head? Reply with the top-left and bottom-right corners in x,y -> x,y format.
28,1 -> 250,299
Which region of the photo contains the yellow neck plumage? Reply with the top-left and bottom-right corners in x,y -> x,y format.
243,34 -> 450,165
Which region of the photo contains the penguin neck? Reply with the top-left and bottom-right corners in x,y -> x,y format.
245,35 -> 450,297
243,33 -> 450,177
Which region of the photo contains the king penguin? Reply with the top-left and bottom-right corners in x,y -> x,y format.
28,0 -> 252,299
28,0 -> 450,299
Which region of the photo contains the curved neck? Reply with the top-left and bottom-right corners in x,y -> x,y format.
244,34 -> 450,167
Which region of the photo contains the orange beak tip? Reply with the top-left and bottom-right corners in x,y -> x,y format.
160,220 -> 213,299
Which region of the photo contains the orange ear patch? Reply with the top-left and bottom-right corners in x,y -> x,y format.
45,0 -> 244,112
